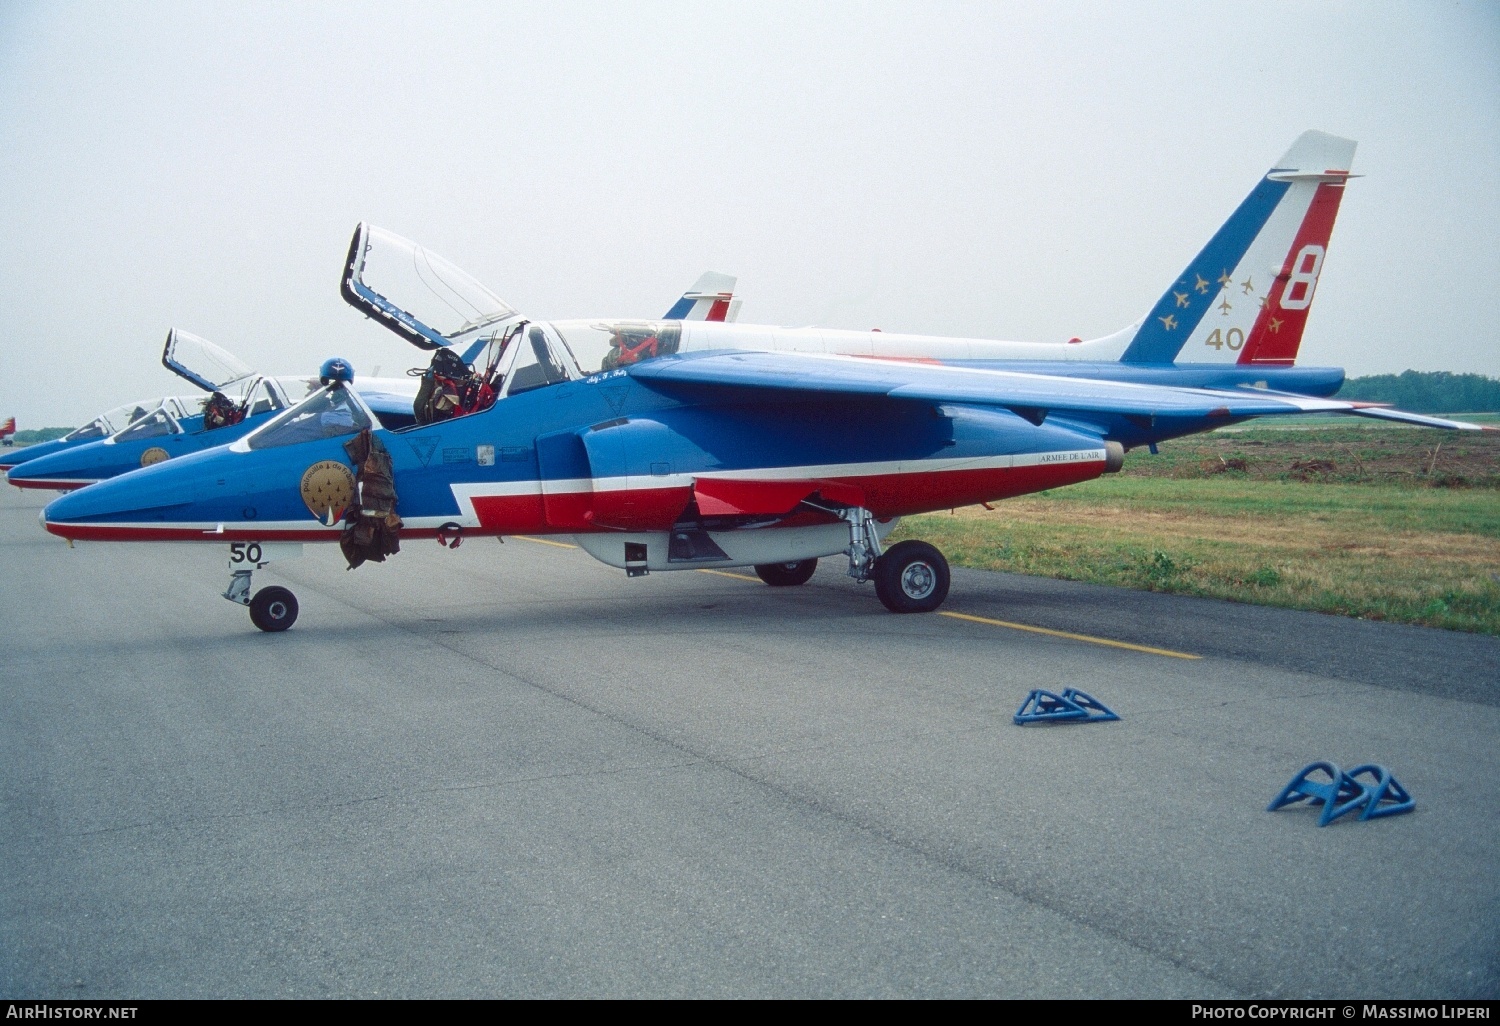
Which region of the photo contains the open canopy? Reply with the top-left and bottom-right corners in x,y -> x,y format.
341,223 -> 518,350
162,329 -> 256,392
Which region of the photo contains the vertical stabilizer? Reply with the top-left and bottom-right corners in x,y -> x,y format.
1119,131 -> 1357,366
663,272 -> 737,321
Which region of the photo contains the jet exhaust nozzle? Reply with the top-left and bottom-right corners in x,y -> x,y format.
1104,441 -> 1125,473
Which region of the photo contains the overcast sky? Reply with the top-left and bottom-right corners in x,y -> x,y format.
1,1 -> 1496,427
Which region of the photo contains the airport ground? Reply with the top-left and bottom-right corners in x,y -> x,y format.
1,485 -> 1496,999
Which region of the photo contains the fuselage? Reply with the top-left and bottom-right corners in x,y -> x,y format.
41,327 -> 1278,548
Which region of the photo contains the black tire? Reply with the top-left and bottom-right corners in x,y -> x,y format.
754,559 -> 818,587
249,586 -> 299,632
873,541 -> 950,613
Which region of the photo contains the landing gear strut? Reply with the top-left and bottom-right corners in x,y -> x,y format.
841,507 -> 884,583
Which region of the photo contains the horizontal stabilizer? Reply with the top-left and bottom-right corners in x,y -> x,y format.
1343,406 -> 1493,431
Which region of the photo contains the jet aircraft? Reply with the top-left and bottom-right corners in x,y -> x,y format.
6,330 -> 419,490
38,131 -> 1488,631
8,274 -> 737,490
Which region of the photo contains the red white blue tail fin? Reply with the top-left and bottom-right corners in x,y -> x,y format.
663,271 -> 737,321
1118,130 -> 1357,366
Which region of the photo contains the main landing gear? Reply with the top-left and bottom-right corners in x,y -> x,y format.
754,559 -> 819,586
224,566 -> 300,632
841,507 -> 951,614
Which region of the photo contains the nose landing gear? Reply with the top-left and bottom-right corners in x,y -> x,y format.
224,568 -> 300,632
222,543 -> 305,632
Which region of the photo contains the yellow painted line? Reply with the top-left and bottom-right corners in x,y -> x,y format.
939,611 -> 1201,660
511,535 -> 577,549
697,568 -> 762,583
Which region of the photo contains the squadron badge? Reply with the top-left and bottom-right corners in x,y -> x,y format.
300,460 -> 355,523
140,447 -> 169,467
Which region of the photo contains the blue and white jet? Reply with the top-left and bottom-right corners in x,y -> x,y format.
39,131 -> 1488,631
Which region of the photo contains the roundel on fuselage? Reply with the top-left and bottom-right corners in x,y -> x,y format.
300,460 -> 355,521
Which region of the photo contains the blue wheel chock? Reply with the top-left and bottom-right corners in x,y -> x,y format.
1344,764 -> 1416,820
1267,761 -> 1414,826
1013,688 -> 1120,726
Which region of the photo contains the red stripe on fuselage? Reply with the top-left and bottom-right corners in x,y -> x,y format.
44,460 -> 1107,543
473,460 -> 1106,534
10,478 -> 92,491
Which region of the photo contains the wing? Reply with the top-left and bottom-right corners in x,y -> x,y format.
626,350 -> 1489,431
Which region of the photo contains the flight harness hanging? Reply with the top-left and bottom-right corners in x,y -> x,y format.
340,427 -> 402,569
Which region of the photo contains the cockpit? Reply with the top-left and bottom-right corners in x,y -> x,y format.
339,223 -> 687,431
64,399 -> 162,442
109,399 -> 190,442
244,383 -> 374,450
552,321 -> 682,376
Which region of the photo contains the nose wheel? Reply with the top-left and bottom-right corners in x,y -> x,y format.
249,586 -> 299,632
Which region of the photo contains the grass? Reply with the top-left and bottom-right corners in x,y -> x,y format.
891,424 -> 1500,635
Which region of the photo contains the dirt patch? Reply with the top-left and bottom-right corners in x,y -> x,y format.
1125,425 -> 1500,486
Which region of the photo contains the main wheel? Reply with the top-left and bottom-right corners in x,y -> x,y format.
754,559 -> 818,587
249,586 -> 299,632
873,541 -> 950,613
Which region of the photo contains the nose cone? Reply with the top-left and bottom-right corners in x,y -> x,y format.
1,437 -> 74,476
8,444 -> 108,490
42,455 -> 203,541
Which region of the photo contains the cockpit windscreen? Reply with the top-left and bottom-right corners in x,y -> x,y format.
552,322 -> 682,376
112,404 -> 180,442
246,385 -> 372,450
64,399 -> 158,441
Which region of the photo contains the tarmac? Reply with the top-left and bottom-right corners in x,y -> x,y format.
1,484 -> 1496,998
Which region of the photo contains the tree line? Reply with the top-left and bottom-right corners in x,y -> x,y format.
1336,370 -> 1500,412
